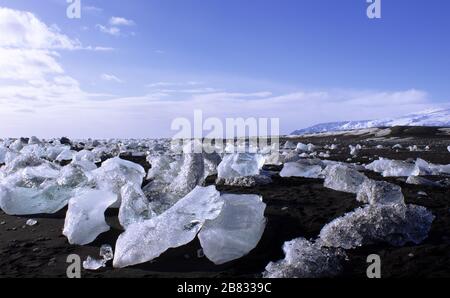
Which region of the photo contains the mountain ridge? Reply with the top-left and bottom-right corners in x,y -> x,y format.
291,108 -> 450,135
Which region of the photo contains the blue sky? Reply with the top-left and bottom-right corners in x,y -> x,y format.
0,0 -> 449,138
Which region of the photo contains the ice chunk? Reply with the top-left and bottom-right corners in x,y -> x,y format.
83,244 -> 114,270
0,184 -> 75,215
448,146 -> 450,153
406,176 -> 442,187
100,244 -> 114,261
264,152 -> 283,165
113,186 -> 224,268
3,153 -> 45,175
349,144 -> 361,156
28,136 -> 41,145
20,144 -> 47,158
83,256 -> 105,270
415,158 -> 450,176
263,238 -> 343,278
56,149 -> 74,162
56,164 -> 88,188
217,153 -> 265,179
26,219 -> 38,226
0,146 -> 9,164
198,194 -> 266,265
356,179 -> 404,205
168,153 -> 205,199
91,157 -> 145,204
73,149 -> 98,163
63,189 -> 118,245
146,154 -> 176,181
323,165 -> 367,193
9,139 -> 24,152
280,161 -> 323,178
46,145 -> 70,161
319,204 -> 434,249
283,141 -> 297,149
296,143 -> 308,152
216,175 -> 272,187
365,158 -> 420,177
119,183 -> 155,229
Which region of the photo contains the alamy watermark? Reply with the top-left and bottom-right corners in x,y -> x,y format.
366,254 -> 381,278
66,0 -> 81,19
170,110 -> 280,155
367,0 -> 382,19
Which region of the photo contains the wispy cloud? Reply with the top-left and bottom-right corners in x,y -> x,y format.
96,24 -> 121,36
109,17 -> 135,26
100,73 -> 123,83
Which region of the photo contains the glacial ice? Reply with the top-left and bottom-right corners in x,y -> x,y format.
356,179 -> 404,205
144,153 -> 209,214
365,158 -> 420,177
263,238 -> 343,278
323,165 -> 367,193
83,256 -> 105,270
113,186 -> 224,268
26,219 -> 38,226
216,175 -> 272,187
406,176 -> 442,187
56,149 -> 74,162
0,179 -> 76,216
100,244 -> 114,261
198,194 -> 266,265
119,183 -> 155,229
63,189 -> 118,245
415,158 -> 450,176
0,146 -> 9,164
318,204 -> 434,249
349,144 -> 361,156
83,244 -> 114,270
280,161 -> 323,178
217,153 -> 265,179
283,141 -> 297,150
91,157 -> 146,206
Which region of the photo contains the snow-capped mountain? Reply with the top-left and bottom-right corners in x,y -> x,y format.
291,108 -> 450,135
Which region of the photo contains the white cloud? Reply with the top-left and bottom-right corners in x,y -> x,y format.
146,81 -> 203,88
109,17 -> 135,26
0,7 -> 80,50
0,7 -> 105,112
96,24 -> 121,36
100,73 -> 123,83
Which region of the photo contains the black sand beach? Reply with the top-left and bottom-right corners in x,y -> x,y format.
0,127 -> 449,278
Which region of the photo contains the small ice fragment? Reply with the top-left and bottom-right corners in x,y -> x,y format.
83,256 -> 105,271
26,219 -> 38,226
100,244 -> 114,261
